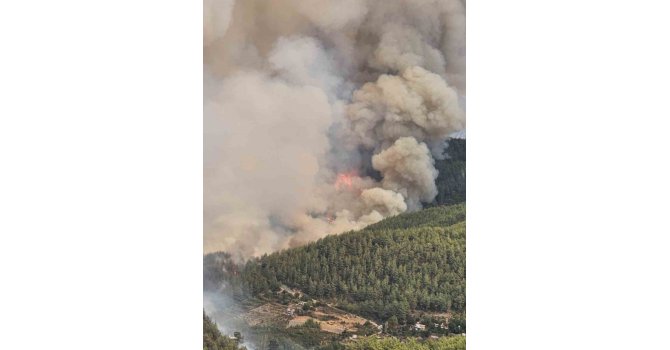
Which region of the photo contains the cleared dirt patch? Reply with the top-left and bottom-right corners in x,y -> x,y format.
287,316 -> 313,328
242,301 -> 378,335
312,306 -> 372,334
243,303 -> 290,327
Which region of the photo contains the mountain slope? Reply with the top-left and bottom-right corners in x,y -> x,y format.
432,138 -> 465,206
239,203 -> 465,323
365,203 -> 464,231
203,139 -> 467,348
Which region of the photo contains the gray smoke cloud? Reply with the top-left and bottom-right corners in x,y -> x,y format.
205,0 -> 466,259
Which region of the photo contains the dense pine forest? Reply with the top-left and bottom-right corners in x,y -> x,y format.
432,138 -> 465,206
239,204 -> 465,324
365,203 -> 465,231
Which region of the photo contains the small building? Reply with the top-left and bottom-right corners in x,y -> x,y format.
413,322 -> 426,331
285,307 -> 295,316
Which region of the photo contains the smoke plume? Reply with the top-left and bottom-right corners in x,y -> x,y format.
205,0 -> 466,259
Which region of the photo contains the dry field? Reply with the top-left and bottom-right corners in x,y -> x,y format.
242,303 -> 291,326
242,302 -> 378,335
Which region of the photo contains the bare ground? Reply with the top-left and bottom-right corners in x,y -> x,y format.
242,302 -> 377,335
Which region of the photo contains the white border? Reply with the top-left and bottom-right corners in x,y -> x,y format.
1,0 -> 670,348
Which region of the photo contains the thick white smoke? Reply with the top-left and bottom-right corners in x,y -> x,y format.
372,137 -> 439,210
346,66 -> 464,158
205,0 -> 466,259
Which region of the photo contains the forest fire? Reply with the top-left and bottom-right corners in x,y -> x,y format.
335,172 -> 357,190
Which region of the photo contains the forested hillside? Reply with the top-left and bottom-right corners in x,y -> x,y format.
432,138 -> 465,206
204,251 -> 240,291
203,139 -> 467,348
365,204 -> 464,231
239,203 -> 465,324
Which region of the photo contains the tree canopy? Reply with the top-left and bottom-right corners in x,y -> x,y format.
239,204 -> 466,323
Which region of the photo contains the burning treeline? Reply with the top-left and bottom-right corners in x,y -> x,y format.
204,0 -> 466,259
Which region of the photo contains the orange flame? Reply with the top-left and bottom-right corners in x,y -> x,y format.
335,171 -> 357,190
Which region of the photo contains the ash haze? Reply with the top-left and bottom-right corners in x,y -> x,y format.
204,0 -> 466,260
